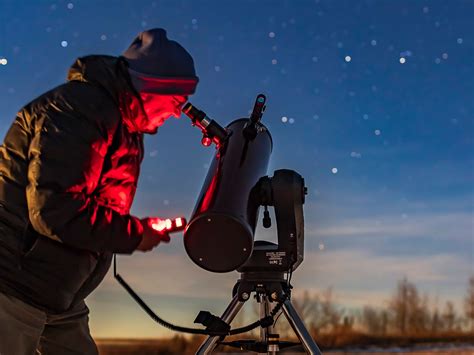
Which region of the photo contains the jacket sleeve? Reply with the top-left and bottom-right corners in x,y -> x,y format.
25,90 -> 143,254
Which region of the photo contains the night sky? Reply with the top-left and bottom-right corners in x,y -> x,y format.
0,0 -> 473,338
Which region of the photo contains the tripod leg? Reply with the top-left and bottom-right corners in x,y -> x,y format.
196,294 -> 245,355
258,296 -> 278,355
282,299 -> 322,355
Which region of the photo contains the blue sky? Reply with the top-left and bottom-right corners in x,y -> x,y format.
0,0 -> 472,338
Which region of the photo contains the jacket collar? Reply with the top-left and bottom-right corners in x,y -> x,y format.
67,55 -> 148,134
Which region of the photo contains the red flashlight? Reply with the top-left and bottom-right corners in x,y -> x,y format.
150,217 -> 187,233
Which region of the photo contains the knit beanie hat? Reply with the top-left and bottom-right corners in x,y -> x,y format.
122,28 -> 199,95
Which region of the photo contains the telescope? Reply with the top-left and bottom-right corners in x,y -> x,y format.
182,96 -> 306,275
114,94 -> 322,354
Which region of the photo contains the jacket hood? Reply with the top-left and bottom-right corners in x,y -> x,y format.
67,55 -> 148,133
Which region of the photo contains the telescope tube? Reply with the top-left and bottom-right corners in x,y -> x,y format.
184,119 -> 273,272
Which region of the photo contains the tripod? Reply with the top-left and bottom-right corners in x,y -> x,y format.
196,243 -> 322,355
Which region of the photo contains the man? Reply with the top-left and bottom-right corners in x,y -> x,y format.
0,28 -> 199,354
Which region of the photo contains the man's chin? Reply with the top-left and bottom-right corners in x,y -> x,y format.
143,127 -> 159,135
143,119 -> 165,134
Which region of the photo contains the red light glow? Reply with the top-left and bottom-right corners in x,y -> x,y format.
202,136 -> 212,147
200,167 -> 220,212
149,216 -> 186,233
150,218 -> 167,232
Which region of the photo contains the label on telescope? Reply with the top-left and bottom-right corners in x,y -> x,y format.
266,251 -> 286,266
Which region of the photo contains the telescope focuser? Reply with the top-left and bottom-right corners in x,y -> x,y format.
182,103 -> 229,147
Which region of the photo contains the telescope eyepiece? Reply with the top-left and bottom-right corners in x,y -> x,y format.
182,102 -> 228,147
183,103 -> 205,121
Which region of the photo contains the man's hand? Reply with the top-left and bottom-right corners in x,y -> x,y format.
136,217 -> 171,252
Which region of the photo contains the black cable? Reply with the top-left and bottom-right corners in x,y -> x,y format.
273,308 -> 284,326
113,254 -> 288,337
287,265 -> 294,288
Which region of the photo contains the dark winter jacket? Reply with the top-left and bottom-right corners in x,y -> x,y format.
0,55 -> 147,313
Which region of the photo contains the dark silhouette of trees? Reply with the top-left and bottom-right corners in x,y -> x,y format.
388,277 -> 424,334
464,275 -> 474,332
442,301 -> 457,331
319,288 -> 344,333
362,306 -> 388,335
276,277 -> 474,338
386,278 -> 470,335
431,306 -> 442,334
96,275 -> 474,353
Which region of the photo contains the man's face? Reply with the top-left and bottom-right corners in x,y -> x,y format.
139,93 -> 188,133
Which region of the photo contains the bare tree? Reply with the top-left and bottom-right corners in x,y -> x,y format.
341,314 -> 355,332
431,307 -> 442,334
362,306 -> 384,335
319,287 -> 343,332
408,293 -> 430,334
464,276 -> 474,332
442,301 -> 456,331
388,278 -> 430,334
388,278 -> 410,334
361,306 -> 390,335
380,310 -> 389,335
